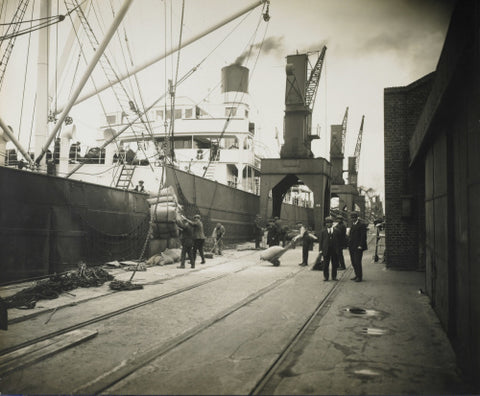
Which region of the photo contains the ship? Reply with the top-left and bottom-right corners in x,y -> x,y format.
0,0 -> 322,283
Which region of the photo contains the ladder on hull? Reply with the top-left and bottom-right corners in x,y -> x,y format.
204,163 -> 216,180
116,165 -> 135,189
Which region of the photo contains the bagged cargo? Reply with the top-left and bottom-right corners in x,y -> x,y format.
146,254 -> 162,266
160,252 -> 174,265
163,248 -> 181,262
260,246 -> 285,261
151,222 -> 179,235
147,195 -> 178,205
150,204 -> 179,222
157,185 -> 176,197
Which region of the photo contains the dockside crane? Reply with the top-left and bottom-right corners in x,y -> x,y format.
354,115 -> 364,174
348,115 -> 364,187
281,45 -> 327,158
305,46 -> 327,111
341,107 -> 348,157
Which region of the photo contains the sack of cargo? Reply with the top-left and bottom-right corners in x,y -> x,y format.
153,185 -> 176,198
162,248 -> 181,262
260,246 -> 285,261
147,195 -> 178,205
160,252 -> 174,265
146,254 -> 161,266
151,222 -> 178,235
150,204 -> 179,222
152,231 -> 176,240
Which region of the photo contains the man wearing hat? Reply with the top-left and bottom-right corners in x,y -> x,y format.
134,180 -> 145,192
334,216 -> 347,270
348,211 -> 368,282
317,216 -> 341,281
191,214 -> 206,264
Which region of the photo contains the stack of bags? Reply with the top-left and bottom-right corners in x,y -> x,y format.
147,186 -> 183,254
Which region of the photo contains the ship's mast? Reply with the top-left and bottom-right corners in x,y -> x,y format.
33,0 -> 51,169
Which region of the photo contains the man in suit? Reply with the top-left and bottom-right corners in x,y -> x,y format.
348,211 -> 368,282
335,216 -> 347,270
318,216 -> 341,281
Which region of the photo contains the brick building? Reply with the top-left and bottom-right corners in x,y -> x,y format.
384,0 -> 480,387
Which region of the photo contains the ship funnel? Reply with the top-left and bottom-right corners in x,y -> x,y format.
222,64 -> 249,94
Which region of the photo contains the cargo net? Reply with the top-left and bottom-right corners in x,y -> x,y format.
1,264 -> 114,310
84,215 -> 150,264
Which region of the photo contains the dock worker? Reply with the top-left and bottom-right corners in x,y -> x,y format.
298,226 -> 318,267
134,180 -> 145,192
212,223 -> 225,255
191,214 -> 206,264
177,217 -> 195,269
253,215 -> 264,249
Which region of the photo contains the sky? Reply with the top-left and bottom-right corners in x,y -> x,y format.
0,0 -> 455,198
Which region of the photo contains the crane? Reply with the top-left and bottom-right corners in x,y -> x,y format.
0,0 -> 31,92
305,46 -> 327,110
341,107 -> 349,155
354,115 -> 365,172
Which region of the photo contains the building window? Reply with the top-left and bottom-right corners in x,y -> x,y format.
106,115 -> 116,125
185,108 -> 193,118
173,137 -> 192,149
165,109 -> 182,120
245,109 -> 249,118
156,110 -> 164,120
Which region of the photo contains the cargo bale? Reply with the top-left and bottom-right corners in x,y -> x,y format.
163,248 -> 181,262
150,205 -> 179,222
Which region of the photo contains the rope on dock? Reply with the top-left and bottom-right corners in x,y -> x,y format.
2,265 -> 114,310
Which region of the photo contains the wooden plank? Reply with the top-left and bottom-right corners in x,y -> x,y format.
0,329 -> 98,376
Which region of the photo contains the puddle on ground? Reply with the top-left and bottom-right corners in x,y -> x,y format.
354,369 -> 380,377
361,327 -> 387,335
345,307 -> 380,316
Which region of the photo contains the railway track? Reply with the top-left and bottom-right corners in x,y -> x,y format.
0,250 -> 260,355
1,247 -> 354,395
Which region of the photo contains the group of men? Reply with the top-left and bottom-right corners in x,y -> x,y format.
177,211 -> 367,282
177,214 -> 225,269
300,212 -> 367,282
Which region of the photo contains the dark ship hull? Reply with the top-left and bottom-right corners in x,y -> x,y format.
1,165 -> 313,283
1,166 -> 150,283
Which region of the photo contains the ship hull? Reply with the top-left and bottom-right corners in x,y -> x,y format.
165,166 -> 314,240
1,167 -> 150,283
1,165 -> 314,283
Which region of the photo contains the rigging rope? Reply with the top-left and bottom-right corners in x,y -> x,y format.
0,0 -> 87,41
18,3 -> 35,141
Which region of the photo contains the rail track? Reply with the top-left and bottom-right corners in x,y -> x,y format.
1,248 -> 353,395
0,250 -> 260,355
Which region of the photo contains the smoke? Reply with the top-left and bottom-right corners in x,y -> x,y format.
234,35 -> 285,65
